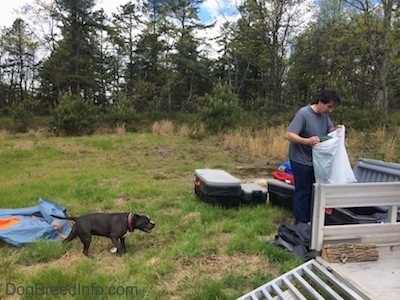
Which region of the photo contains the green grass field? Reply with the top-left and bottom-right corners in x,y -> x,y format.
0,132 -> 301,300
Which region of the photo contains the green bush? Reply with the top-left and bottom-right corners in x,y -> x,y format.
200,83 -> 242,133
50,94 -> 100,136
103,96 -> 139,131
336,105 -> 385,130
10,103 -> 32,133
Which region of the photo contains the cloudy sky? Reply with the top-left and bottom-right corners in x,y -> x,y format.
1,0 -> 241,28
1,0 -> 242,59
1,0 -> 313,59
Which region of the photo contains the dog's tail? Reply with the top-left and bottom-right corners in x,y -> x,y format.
51,214 -> 78,221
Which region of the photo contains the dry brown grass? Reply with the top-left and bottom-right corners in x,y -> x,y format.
191,123 -> 205,136
27,128 -> 47,138
222,126 -> 289,161
94,124 -> 114,135
154,122 -> 206,137
0,129 -> 9,136
254,126 -> 288,160
163,253 -> 278,299
114,123 -> 127,135
93,123 -> 126,136
152,120 -> 175,135
345,128 -> 366,163
178,124 -> 191,136
346,126 -> 398,163
222,132 -> 246,151
220,125 -> 400,165
383,136 -> 398,161
4,119 -> 399,166
12,140 -> 36,151
371,127 -> 398,162
178,123 -> 206,136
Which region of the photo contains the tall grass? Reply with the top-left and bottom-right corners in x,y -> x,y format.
346,127 -> 399,163
152,120 -> 206,139
151,120 -> 174,135
221,126 -> 289,164
219,125 -> 399,165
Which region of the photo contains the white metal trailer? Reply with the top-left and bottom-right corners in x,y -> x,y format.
239,159 -> 400,300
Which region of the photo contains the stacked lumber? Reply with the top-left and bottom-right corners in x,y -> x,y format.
321,243 -> 379,263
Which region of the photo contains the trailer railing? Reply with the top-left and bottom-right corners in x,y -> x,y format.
310,181 -> 400,251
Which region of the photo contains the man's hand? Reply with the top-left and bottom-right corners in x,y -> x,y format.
307,136 -> 321,146
285,131 -> 321,146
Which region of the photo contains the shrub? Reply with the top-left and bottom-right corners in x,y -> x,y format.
200,83 -> 242,133
50,94 -> 100,136
104,96 -> 139,131
10,103 -> 32,133
336,106 -> 385,130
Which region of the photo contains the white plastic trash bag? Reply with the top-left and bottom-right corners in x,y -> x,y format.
312,126 -> 357,184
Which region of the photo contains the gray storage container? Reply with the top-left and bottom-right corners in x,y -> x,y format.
267,178 -> 295,212
240,183 -> 267,205
327,158 -> 400,225
353,158 -> 400,182
194,169 -> 241,208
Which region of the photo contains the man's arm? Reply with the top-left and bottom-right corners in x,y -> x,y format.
285,131 -> 320,146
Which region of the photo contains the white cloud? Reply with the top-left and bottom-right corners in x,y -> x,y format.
0,0 -> 130,28
197,0 -> 243,59
94,0 -> 132,15
200,0 -> 242,22
197,0 -> 316,59
1,0 -> 30,27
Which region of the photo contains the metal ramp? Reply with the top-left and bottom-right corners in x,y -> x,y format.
237,259 -> 371,300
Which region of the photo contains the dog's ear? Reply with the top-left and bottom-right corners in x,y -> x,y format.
133,213 -> 145,220
133,213 -> 151,221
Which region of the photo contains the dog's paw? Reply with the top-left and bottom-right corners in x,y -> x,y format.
110,247 -> 118,254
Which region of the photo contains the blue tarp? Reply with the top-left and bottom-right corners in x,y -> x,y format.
278,160 -> 293,174
0,198 -> 71,247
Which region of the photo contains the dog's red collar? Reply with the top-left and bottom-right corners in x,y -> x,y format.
127,213 -> 134,232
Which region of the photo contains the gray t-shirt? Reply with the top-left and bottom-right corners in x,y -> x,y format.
287,105 -> 334,166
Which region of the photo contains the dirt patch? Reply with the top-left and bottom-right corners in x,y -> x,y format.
159,206 -> 182,217
242,177 -> 268,186
114,195 -> 130,207
13,141 -> 35,151
153,146 -> 171,159
234,164 -> 275,185
158,253 -> 278,299
181,212 -> 201,225
58,144 -> 96,156
16,248 -> 84,275
16,240 -> 128,276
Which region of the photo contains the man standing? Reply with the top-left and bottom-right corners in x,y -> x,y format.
285,88 -> 341,224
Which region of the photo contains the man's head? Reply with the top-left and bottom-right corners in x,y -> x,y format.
313,88 -> 341,115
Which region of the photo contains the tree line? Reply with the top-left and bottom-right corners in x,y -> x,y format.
0,0 -> 399,133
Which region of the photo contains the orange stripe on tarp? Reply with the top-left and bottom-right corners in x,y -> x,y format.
57,232 -> 68,240
53,221 -> 68,240
0,217 -> 21,230
51,221 -> 62,230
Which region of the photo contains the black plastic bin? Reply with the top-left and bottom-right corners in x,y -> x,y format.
194,169 -> 241,208
267,179 -> 295,212
241,183 -> 267,205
